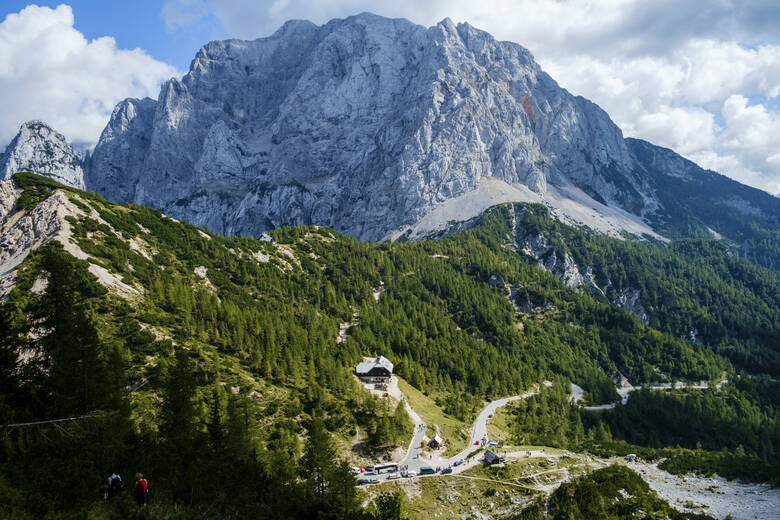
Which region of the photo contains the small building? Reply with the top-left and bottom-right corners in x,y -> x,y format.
429,434 -> 444,450
484,450 -> 503,466
258,232 -> 273,242
356,356 -> 394,381
625,453 -> 637,462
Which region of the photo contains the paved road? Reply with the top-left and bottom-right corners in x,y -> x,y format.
399,417 -> 427,472
360,384 -> 543,484
358,375 -> 430,478
570,378 -> 729,410
445,391 -> 537,466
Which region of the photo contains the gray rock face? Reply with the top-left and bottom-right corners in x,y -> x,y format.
86,14 -> 654,241
81,13 -> 778,244
1,121 -> 85,189
615,287 -> 649,325
85,98 -> 156,200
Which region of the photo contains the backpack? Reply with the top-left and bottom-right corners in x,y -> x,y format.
110,475 -> 124,492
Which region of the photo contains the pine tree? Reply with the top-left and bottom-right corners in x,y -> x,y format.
160,348 -> 199,452
328,459 -> 360,520
27,244 -> 121,416
301,417 -> 336,498
207,384 -> 227,451
0,304 -> 22,422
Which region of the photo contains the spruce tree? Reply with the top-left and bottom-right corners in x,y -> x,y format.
301,417 -> 336,498
159,348 -> 199,450
27,244 -> 120,417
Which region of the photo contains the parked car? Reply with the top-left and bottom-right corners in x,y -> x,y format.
386,473 -> 400,480
405,470 -> 417,477
351,467 -> 362,474
488,413 -> 494,418
357,478 -> 370,485
453,458 -> 464,467
474,441 -> 480,445
419,466 -> 436,475
441,467 -> 453,474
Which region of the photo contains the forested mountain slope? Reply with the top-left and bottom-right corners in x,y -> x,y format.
627,138 -> 780,271
0,174 -> 776,518
492,203 -> 780,376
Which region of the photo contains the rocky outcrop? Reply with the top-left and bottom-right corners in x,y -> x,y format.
508,204 -> 650,323
86,13 -> 659,241
85,98 -> 156,199
0,14 -> 763,248
614,287 -> 649,325
0,179 -> 139,301
1,121 -> 85,189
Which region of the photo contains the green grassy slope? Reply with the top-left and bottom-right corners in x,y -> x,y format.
1,173 -> 777,517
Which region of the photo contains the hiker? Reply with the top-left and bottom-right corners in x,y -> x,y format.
134,473 -> 148,506
106,471 -> 124,499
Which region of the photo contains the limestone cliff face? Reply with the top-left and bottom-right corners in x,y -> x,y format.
85,14 -> 654,241
1,121 -> 85,189
9,14 -> 774,244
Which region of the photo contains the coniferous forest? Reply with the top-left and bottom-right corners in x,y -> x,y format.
0,174 -> 777,518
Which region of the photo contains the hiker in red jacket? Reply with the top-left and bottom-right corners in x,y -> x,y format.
134,473 -> 148,506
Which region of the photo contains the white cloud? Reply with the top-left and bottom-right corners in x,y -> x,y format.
187,0 -> 780,195
0,5 -> 180,149
162,0 -> 210,32
543,40 -> 780,194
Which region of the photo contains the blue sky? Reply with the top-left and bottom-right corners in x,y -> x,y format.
2,0 -> 225,69
1,1 -> 779,194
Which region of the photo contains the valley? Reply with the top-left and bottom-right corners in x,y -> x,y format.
0,11 -> 777,520
0,174 -> 777,518
353,371 -> 780,519
0,174 -> 778,518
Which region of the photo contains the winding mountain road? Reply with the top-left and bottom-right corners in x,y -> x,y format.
363,378 -> 545,480
445,391 -> 538,465
570,378 -> 729,410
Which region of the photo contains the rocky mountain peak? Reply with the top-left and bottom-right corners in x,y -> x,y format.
78,13 -> 777,244
1,121 -> 85,190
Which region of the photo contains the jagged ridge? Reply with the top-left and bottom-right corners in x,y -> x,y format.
80,14 -> 712,241
3,14 -> 777,251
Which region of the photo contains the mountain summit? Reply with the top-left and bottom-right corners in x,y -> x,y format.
1,121 -> 85,190
87,13 -> 653,241
15,14 -> 780,244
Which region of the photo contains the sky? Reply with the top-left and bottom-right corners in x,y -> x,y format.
0,1 -> 779,195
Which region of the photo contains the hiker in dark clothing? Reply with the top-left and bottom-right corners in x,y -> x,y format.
106,472 -> 124,499
134,473 -> 148,506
